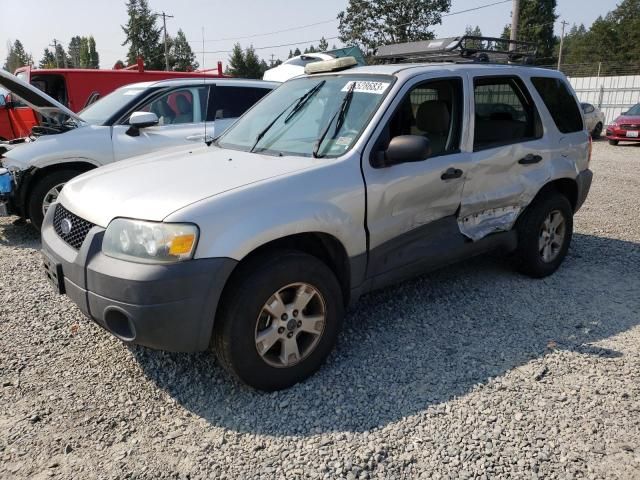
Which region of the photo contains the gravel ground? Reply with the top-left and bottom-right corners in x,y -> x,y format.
1,140 -> 639,479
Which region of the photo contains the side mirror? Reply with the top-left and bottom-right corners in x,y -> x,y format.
126,111 -> 159,136
373,135 -> 431,168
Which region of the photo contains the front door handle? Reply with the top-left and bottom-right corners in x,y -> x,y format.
441,167 -> 463,180
518,154 -> 543,165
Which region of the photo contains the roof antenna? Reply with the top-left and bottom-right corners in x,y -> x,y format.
202,26 -> 211,146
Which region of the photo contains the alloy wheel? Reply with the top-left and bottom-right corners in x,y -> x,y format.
539,209 -> 566,263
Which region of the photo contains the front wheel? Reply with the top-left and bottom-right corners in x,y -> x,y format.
28,169 -> 82,230
592,122 -> 603,139
514,192 -> 573,278
609,139 -> 619,146
213,251 -> 344,391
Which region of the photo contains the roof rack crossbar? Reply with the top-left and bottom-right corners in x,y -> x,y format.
374,35 -> 537,65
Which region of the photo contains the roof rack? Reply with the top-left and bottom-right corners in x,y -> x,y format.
374,36 -> 537,65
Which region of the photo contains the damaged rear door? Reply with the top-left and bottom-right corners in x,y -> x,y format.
459,74 -> 547,241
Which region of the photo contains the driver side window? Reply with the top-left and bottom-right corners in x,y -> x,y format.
386,78 -> 463,157
141,88 -> 205,126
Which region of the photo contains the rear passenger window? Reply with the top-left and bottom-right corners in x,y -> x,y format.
473,76 -> 541,151
210,86 -> 270,120
532,77 -> 583,133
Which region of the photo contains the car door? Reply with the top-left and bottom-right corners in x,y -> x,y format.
362,74 -> 472,286
111,85 -> 212,162
458,74 -> 548,241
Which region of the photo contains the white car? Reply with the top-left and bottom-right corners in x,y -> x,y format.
0,71 -> 277,228
581,102 -> 605,138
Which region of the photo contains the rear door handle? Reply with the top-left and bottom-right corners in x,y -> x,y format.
518,154 -> 542,165
441,167 -> 463,180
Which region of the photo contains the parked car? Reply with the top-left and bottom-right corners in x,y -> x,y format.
606,103 -> 640,145
0,71 -> 277,228
263,46 -> 366,82
580,102 -> 605,138
0,60 -> 228,141
41,38 -> 592,391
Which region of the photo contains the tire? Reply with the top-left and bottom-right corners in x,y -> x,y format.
609,139 -> 619,146
513,192 -> 573,278
28,169 -> 82,230
213,250 -> 344,391
592,122 -> 603,139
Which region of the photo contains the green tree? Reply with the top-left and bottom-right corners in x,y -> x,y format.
516,0 -> 558,63
227,43 -> 247,77
39,48 -> 57,69
68,36 -> 82,67
88,36 -> 100,68
171,29 -> 198,71
79,37 -> 90,68
465,25 -> 484,50
121,0 -> 164,69
293,47 -> 302,56
3,40 -> 32,72
244,46 -> 263,79
337,0 -> 451,53
54,43 -> 72,68
318,37 -> 329,51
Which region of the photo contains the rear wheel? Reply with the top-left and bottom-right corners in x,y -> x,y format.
609,139 -> 619,146
514,192 -> 573,278
213,251 -> 344,391
592,122 -> 603,139
28,169 -> 82,230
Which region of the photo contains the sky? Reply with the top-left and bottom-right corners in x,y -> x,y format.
0,0 -> 622,71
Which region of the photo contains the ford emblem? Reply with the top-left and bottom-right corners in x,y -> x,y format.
60,218 -> 73,235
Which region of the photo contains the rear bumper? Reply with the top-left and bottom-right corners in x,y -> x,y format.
41,205 -> 237,352
575,169 -> 593,213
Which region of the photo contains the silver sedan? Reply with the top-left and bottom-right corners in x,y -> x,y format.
581,102 -> 606,138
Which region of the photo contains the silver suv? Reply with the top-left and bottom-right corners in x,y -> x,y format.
41,41 -> 593,391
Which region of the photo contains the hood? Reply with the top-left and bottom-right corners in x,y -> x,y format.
0,70 -> 84,123
613,114 -> 640,125
59,145 -> 322,227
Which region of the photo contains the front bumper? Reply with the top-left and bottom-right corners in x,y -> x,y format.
575,169 -> 593,212
41,205 -> 238,352
606,127 -> 640,142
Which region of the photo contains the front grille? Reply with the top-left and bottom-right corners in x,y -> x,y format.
53,204 -> 94,250
621,124 -> 640,130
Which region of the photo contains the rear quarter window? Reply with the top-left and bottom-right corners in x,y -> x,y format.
531,77 -> 583,133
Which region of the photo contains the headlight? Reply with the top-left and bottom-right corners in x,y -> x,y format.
103,218 -> 199,264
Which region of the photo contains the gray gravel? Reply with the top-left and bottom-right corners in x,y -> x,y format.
1,140 -> 639,479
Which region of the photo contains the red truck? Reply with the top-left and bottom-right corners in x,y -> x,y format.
0,59 -> 226,141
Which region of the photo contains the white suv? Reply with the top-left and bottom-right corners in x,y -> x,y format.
41,38 -> 593,391
0,71 -> 277,228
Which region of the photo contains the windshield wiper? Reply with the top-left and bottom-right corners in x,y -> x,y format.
250,80 -> 326,153
312,81 -> 356,158
284,80 -> 325,124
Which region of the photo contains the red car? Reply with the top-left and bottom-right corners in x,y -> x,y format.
606,103 -> 640,145
0,60 -> 226,142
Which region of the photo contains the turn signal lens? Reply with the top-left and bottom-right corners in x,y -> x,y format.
169,234 -> 197,256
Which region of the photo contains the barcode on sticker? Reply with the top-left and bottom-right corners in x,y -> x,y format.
341,81 -> 390,94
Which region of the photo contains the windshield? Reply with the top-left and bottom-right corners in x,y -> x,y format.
79,86 -> 147,125
625,103 -> 640,116
217,74 -> 393,158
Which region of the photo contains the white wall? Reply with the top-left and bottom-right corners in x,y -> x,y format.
568,75 -> 640,123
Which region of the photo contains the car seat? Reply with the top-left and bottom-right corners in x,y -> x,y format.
174,94 -> 194,123
415,100 -> 451,156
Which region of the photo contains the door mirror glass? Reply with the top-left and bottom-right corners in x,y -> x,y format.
383,135 -> 431,166
129,111 -> 159,128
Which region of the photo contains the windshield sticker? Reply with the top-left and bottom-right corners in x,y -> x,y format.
341,81 -> 390,95
336,136 -> 353,146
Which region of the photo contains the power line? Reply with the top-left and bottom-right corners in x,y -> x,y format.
195,36 -> 341,55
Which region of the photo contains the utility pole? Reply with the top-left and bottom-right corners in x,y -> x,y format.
509,0 -> 520,51
557,20 -> 569,71
270,54 -> 275,67
154,11 -> 174,71
50,39 -> 60,68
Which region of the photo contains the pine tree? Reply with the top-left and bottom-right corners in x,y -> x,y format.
244,46 -> 263,79
79,37 -> 90,68
88,36 -> 100,68
68,36 -> 82,67
121,0 -> 164,69
338,0 -> 451,53
171,29 -> 198,71
54,43 -> 71,68
318,37 -> 329,51
293,48 -> 302,56
39,48 -> 57,69
464,25 -> 484,50
3,40 -> 32,72
227,43 -> 247,77
516,0 -> 558,63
